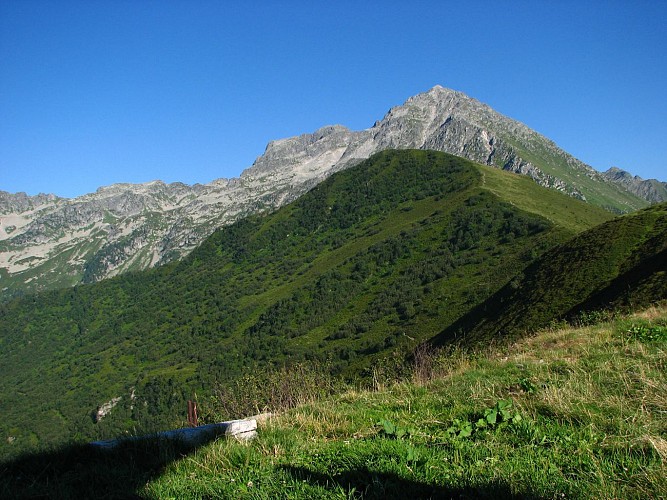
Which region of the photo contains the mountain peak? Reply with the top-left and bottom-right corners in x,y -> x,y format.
426,84 -> 460,95
404,85 -> 469,106
602,167 -> 667,203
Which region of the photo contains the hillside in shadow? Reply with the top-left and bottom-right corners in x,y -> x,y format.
0,432 -> 221,499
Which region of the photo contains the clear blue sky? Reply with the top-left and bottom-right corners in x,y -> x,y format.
1,0 -> 665,198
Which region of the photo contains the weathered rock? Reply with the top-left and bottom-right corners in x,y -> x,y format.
94,396 -> 122,423
602,167 -> 667,203
89,418 -> 258,450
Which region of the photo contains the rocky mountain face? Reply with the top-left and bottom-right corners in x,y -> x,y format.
237,86 -> 651,211
0,86 -> 655,300
601,167 -> 667,204
0,177 -> 294,299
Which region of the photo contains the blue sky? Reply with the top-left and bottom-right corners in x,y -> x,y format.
1,1 -> 665,198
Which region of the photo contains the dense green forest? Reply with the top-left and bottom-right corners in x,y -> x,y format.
0,149 -> 631,460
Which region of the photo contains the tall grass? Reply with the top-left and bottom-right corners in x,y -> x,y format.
198,361 -> 346,423
145,304 -> 667,498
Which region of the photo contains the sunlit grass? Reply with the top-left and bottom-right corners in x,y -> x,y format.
140,304 -> 667,498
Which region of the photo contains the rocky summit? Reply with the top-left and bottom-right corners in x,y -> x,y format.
0,86 -> 659,299
602,167 -> 667,204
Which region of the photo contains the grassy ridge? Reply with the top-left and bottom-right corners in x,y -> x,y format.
3,305 -> 665,498
479,164 -> 612,233
500,136 -> 649,213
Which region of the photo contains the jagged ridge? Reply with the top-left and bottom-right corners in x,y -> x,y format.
602,167 -> 667,204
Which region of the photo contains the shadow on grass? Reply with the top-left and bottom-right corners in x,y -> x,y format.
282,465 -> 533,499
0,434 -> 216,499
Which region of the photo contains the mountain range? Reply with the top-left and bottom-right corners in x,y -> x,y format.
2,86 -> 667,455
602,166 -> 667,203
1,86 -> 661,301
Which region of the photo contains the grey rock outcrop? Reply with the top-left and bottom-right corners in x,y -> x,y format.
602,167 -> 667,203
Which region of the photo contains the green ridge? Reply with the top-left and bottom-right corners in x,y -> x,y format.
435,201 -> 667,346
501,136 -> 649,213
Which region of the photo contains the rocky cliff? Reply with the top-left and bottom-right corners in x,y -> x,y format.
601,167 -> 667,204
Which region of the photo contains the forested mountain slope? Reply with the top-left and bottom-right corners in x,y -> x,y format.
0,150 -> 613,459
